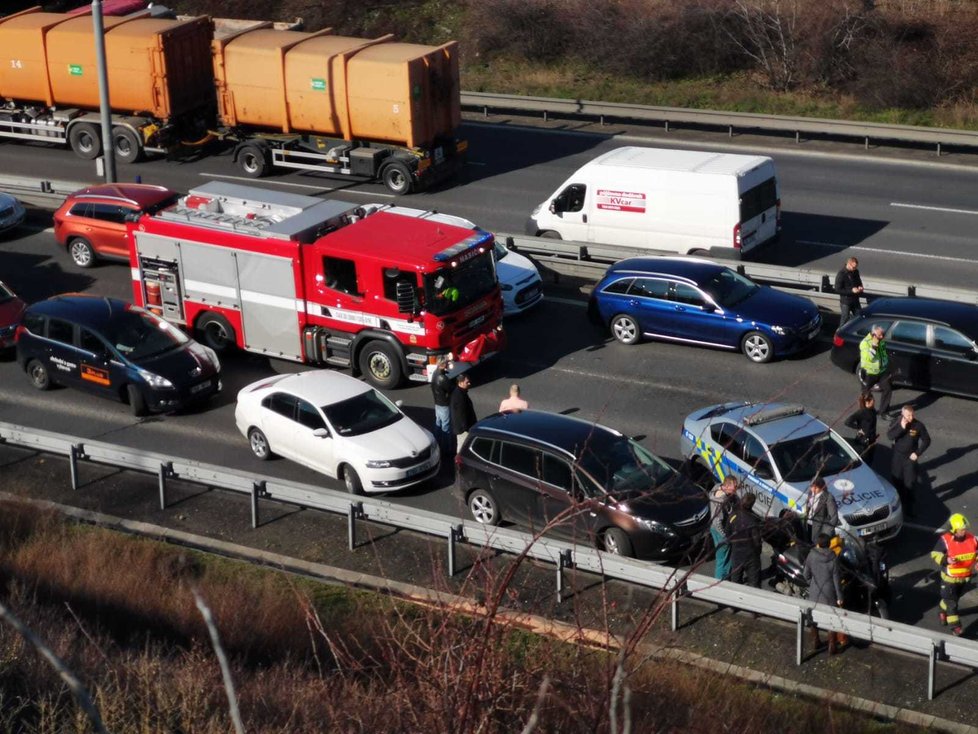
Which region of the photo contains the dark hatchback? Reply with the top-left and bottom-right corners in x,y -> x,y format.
16,295 -> 221,416
588,257 -> 821,363
455,410 -> 710,560
830,297 -> 978,399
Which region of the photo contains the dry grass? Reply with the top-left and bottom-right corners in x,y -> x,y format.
0,499 -> 927,733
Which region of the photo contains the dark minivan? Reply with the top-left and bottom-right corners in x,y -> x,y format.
455,410 -> 710,560
16,295 -> 221,416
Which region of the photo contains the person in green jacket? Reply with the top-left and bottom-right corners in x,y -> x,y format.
859,324 -> 893,416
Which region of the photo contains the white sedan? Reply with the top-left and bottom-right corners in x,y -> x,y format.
234,371 -> 440,494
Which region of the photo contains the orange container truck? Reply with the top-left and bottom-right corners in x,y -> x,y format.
211,27 -> 466,193
0,6 -> 214,162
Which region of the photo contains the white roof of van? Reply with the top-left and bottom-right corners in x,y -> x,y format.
587,146 -> 770,176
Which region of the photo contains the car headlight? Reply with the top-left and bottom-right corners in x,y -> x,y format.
890,496 -> 902,512
634,517 -> 678,537
138,370 -> 173,389
366,459 -> 393,469
499,283 -> 513,291
770,325 -> 795,336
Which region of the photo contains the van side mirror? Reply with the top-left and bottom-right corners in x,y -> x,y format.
395,280 -> 418,315
550,195 -> 566,215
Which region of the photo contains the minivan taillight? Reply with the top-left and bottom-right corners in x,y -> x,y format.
13,325 -> 26,343
776,198 -> 782,230
733,222 -> 742,249
832,334 -> 844,348
454,453 -> 463,468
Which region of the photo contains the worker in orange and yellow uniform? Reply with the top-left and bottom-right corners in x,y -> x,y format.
931,513 -> 978,636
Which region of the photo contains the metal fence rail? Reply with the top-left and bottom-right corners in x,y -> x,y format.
1,420 -> 975,701
461,91 -> 978,155
500,233 -> 978,307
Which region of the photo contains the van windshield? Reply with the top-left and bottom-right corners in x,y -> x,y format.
740,178 -> 778,222
106,309 -> 189,362
579,434 -> 675,496
423,249 -> 497,316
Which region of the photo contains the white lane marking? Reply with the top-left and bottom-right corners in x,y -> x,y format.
891,202 -> 978,216
797,240 -> 978,264
198,172 -> 395,198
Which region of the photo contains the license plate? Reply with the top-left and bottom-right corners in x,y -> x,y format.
190,380 -> 211,394
407,459 -> 436,477
857,522 -> 887,537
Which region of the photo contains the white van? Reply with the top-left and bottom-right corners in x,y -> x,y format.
525,146 -> 780,259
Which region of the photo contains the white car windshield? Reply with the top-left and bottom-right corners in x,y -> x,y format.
322,390 -> 403,437
769,431 -> 860,483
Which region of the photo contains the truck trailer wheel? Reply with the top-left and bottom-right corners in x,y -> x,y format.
196,312 -> 237,353
358,341 -> 402,389
69,123 -> 102,160
381,162 -> 412,195
238,145 -> 269,178
112,127 -> 143,164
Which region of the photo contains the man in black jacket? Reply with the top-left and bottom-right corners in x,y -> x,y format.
450,373 -> 477,454
835,256 -> 864,325
887,404 -> 931,519
430,356 -> 455,460
728,493 -> 762,588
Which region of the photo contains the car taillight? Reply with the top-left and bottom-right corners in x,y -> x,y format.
832,334 -> 845,347
733,222 -> 741,249
14,325 -> 26,343
454,453 -> 463,468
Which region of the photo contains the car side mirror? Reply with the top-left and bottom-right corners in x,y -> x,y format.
313,428 -> 329,438
394,399 -> 404,408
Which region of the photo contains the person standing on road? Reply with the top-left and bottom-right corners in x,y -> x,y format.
728,492 -> 762,588
498,384 -> 528,413
431,356 -> 455,460
887,404 -> 931,519
803,532 -> 845,654
859,324 -> 893,416
709,476 -> 739,580
835,256 -> 864,325
806,477 -> 839,545
845,393 -> 878,464
450,373 -> 477,454
931,513 -> 978,637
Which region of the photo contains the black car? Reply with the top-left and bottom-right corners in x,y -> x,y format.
16,295 -> 221,416
454,410 -> 710,560
830,297 -> 978,399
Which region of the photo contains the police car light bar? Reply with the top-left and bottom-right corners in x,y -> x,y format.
743,404 -> 807,426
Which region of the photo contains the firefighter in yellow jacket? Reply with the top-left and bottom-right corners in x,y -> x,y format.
931,513 -> 978,636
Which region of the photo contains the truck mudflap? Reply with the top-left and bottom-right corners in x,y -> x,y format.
457,325 -> 506,365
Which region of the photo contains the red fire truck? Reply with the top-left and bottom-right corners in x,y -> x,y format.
128,181 -> 505,388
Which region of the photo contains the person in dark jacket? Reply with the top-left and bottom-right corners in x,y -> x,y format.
727,493 -> 762,588
887,404 -> 931,519
450,373 -> 477,453
845,393 -> 878,464
835,256 -> 864,324
803,532 -> 844,654
806,477 -> 839,545
430,356 -> 455,460
709,476 -> 739,580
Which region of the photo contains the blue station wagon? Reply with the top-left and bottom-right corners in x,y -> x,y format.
589,257 -> 822,363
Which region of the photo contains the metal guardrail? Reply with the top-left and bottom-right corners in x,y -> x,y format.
500,233 -> 978,308
0,173 -> 84,209
461,91 -> 978,155
1,420 -> 975,701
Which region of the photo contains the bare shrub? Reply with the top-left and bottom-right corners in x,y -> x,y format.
465,0 -> 574,63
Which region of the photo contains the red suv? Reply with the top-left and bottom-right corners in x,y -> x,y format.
53,184 -> 179,268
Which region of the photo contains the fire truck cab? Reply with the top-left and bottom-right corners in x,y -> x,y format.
128,181 -> 505,388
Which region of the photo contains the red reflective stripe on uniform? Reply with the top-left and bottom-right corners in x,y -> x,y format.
941,532 -> 978,579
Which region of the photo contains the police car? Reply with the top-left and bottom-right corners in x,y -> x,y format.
680,401 -> 902,541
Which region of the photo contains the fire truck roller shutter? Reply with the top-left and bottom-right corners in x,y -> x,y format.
233,250 -> 304,361
353,330 -> 410,390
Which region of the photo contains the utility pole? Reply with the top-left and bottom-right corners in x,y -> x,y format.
92,0 -> 116,183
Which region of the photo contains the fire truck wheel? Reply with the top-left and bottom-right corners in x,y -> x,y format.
196,313 -> 236,352
342,465 -> 363,495
126,385 -> 148,417
358,341 -> 402,389
68,123 -> 102,160
26,360 -> 51,391
68,238 -> 96,268
113,127 -> 143,164
381,162 -> 412,195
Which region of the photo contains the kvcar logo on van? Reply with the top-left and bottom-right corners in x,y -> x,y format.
596,190 -> 646,213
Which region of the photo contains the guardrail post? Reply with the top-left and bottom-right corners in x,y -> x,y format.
928,640 -> 943,700
797,610 -> 808,666
251,480 -> 267,529
670,582 -> 688,632
69,443 -> 85,491
821,274 -> 832,293
158,461 -> 173,509
795,131 -> 800,144
729,125 -> 733,138
665,120 -> 670,133
908,285 -> 916,298
865,136 -> 870,150
937,142 -> 942,157
543,110 -> 548,123
348,501 -> 364,551
556,549 -> 573,603
447,523 -> 464,577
